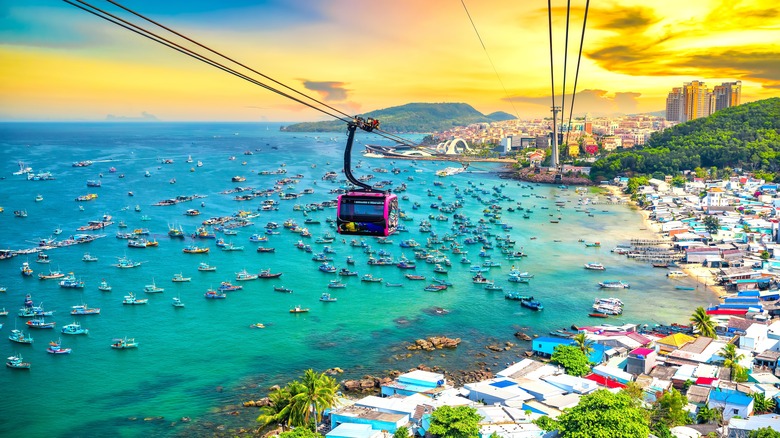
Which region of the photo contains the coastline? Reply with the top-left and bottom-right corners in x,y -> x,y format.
601,184 -> 725,299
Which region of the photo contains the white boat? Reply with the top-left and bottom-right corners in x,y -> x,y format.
667,270 -> 688,278
172,273 -> 191,282
143,279 -> 164,293
172,296 -> 185,308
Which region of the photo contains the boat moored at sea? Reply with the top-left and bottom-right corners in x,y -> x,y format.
61,321 -> 89,335
204,289 -> 227,299
6,354 -> 31,369
599,280 -> 630,289
98,279 -> 112,292
143,279 -> 164,293
47,339 -> 72,354
584,262 -> 606,271
235,269 -> 258,281
71,304 -> 100,315
520,298 -> 544,311
289,305 -> 309,313
122,292 -> 148,305
111,337 -> 138,349
9,329 -> 33,344
172,273 -> 191,282
319,293 -> 337,302
197,262 -> 216,272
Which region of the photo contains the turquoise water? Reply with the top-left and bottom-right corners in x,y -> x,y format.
0,123 -> 715,437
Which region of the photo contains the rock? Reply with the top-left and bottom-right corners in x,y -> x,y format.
268,384 -> 281,392
242,400 -> 256,407
486,344 -> 503,352
342,380 -> 362,391
514,331 -> 532,341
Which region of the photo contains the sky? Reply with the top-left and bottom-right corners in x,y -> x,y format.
1,0 -> 779,122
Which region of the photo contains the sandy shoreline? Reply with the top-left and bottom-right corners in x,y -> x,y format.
601,184 -> 725,300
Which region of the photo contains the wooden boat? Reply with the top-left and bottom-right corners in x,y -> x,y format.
47,339 -> 72,354
204,289 -> 227,299
273,286 -> 293,293
172,297 -> 185,308
143,279 -> 164,293
183,245 -> 209,254
110,337 -> 138,349
9,329 -> 33,344
289,305 -> 309,313
258,269 -> 282,279
98,279 -> 112,292
197,262 -> 216,272
588,312 -> 609,318
172,273 -> 191,282
61,321 -> 89,335
122,292 -> 148,305
328,280 -> 346,289
361,274 -> 383,283
6,354 -> 31,369
235,269 -> 258,281
26,318 -> 56,329
319,293 -> 337,302
70,304 -> 100,315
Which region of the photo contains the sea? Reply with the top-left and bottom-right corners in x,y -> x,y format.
0,122 -> 716,437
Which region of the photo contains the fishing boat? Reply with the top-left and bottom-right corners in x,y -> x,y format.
38,269 -> 65,280
36,252 -> 50,264
666,270 -> 688,278
204,289 -> 227,299
172,273 -> 191,282
47,339 -> 72,354
70,304 -> 100,315
98,279 -> 112,292
584,242 -> 601,247
599,280 -> 630,289
289,305 -> 309,313
235,269 -> 258,281
82,253 -> 98,262
143,279 -> 164,293
588,312 -> 609,318
122,292 -> 148,305
249,322 -> 265,329
385,282 -> 403,287
256,246 -> 275,253
520,298 -> 544,311
110,337 -> 138,349
328,280 -> 346,288
484,282 -> 503,291
338,268 -> 357,276
249,234 -> 268,243
6,354 -> 31,369
0,308 -> 7,316
61,321 -> 89,335
319,293 -> 337,302
405,274 -> 425,280
9,329 -> 33,344
258,269 -> 282,279
584,262 -> 606,271
221,242 -> 244,251
424,284 -> 447,292
182,245 -> 209,254
361,274 -> 383,283
433,264 -> 448,274
172,296 -> 185,307
472,273 -> 490,284
114,256 -> 142,268
20,261 -> 33,276
59,272 -> 85,289
26,317 -> 56,329
274,286 -> 293,293
197,262 -> 216,272
319,263 -> 337,273
675,286 -> 696,290
218,281 -> 243,291
53,226 -> 63,235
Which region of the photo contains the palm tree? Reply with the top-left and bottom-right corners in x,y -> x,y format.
751,393 -> 777,414
289,369 -> 338,428
690,306 -> 717,338
257,384 -> 294,429
719,343 -> 746,381
572,333 -> 594,356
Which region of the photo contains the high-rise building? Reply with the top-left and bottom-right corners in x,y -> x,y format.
713,81 -> 742,112
665,80 -> 741,123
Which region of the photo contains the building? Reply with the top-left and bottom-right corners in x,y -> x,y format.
626,347 -> 658,375
713,81 -> 742,112
666,80 -> 742,122
380,370 -> 447,398
666,87 -> 684,122
707,388 -> 754,421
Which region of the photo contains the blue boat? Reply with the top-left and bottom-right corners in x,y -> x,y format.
319,293 -> 337,302
520,298 -> 544,311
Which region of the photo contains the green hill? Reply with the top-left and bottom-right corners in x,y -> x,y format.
589,98 -> 780,181
280,102 -> 515,133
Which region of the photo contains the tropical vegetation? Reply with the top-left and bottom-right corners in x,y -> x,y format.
427,405 -> 481,438
651,388 -> 692,431
550,345 -> 591,377
257,369 -> 339,431
589,98 -> 780,182
690,306 -> 718,338
719,343 -> 747,382
751,392 -> 777,415
535,389 -> 650,437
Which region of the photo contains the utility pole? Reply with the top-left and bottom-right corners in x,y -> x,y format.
550,106 -> 561,171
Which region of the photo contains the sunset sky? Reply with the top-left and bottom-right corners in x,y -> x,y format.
1,0 -> 778,122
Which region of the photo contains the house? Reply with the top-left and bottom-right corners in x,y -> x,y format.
726,414 -> 780,438
475,405 -> 546,438
530,337 -> 610,364
656,333 -> 696,355
707,388 -> 754,421
326,423 -> 383,438
626,347 -> 658,375
462,378 -> 534,407
380,370 -> 447,397
329,406 -> 408,434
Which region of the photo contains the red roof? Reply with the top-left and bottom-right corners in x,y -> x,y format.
630,347 -> 655,357
695,377 -> 718,386
584,373 -> 626,389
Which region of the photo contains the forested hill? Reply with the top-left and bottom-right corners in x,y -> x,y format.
589,98 -> 780,181
280,102 -> 515,133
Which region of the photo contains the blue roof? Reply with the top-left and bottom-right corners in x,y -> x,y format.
709,389 -> 753,406
490,379 -> 517,388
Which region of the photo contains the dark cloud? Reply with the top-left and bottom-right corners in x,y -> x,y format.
301,80 -> 349,101
678,50 -> 780,89
590,6 -> 660,30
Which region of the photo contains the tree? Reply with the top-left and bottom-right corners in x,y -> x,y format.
289,369 -> 339,428
696,405 -> 721,424
621,381 -> 645,404
571,333 -> 594,356
278,428 -> 323,438
750,427 -> 780,438
428,405 -> 481,438
703,215 -> 720,236
536,389 -> 650,437
751,392 -> 777,414
550,345 -> 591,377
719,343 -> 746,381
651,388 -> 692,429
257,383 -> 299,430
393,426 -> 411,438
690,306 -> 717,338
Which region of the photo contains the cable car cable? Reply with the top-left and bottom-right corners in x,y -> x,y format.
564,0 -> 590,148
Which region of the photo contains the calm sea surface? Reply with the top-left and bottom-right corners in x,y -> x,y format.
0,123 -> 714,437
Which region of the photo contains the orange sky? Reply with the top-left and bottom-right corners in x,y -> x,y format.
1,0 -> 778,122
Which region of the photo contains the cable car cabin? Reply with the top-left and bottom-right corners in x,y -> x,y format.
336,192 -> 398,237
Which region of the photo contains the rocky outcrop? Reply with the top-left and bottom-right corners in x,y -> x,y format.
406,336 -> 461,351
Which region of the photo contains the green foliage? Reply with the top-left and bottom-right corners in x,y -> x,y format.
696,405 -> 721,424
590,98 -> 780,180
488,432 -> 500,438
670,175 -> 687,187
753,171 -> 777,183
652,388 -> 692,428
750,427 -> 780,438
257,369 -> 338,430
651,422 -> 674,438
621,381 -> 644,403
554,390 -> 650,437
393,426 -> 411,438
281,103 -> 515,133
572,333 -> 594,355
720,343 -> 746,381
278,428 -> 323,438
533,415 -> 559,432
751,393 -> 777,414
703,215 -> 720,235
550,345 -> 591,377
428,405 -> 481,438
626,176 -> 649,194
690,306 -> 717,338
761,251 -> 771,260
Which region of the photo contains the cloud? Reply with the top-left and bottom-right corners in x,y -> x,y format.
589,5 -> 660,30
508,89 -> 643,117
301,80 -> 349,101
679,50 -> 780,89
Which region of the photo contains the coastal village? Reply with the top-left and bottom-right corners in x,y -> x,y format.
242,173 -> 780,438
